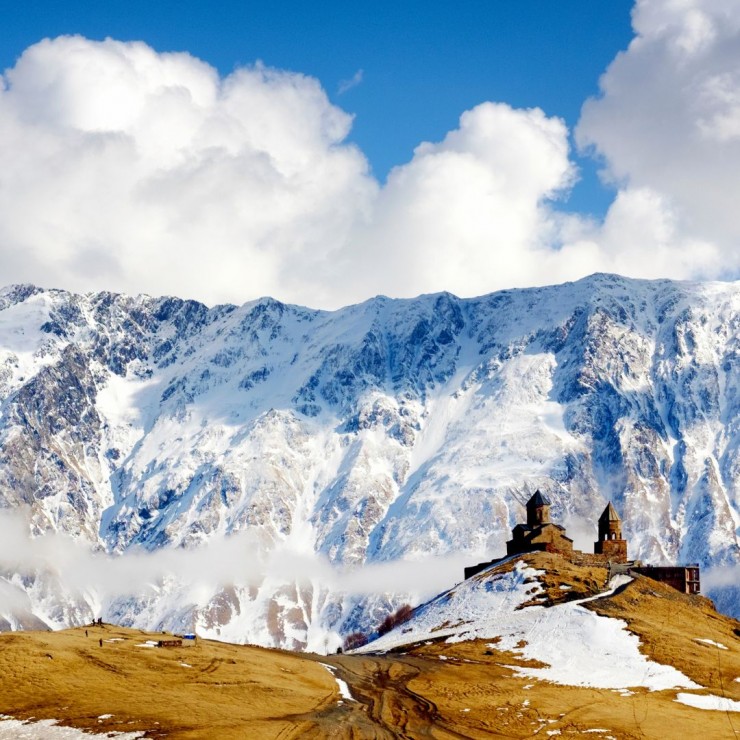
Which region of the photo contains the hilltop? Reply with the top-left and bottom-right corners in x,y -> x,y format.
1,553 -> 739,739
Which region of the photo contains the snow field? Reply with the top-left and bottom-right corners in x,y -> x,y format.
357,563 -> 699,691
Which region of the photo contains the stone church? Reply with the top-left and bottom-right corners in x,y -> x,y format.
464,491 -> 700,595
465,490 -> 628,579
504,490 -> 628,562
505,490 -> 575,557
593,501 -> 628,562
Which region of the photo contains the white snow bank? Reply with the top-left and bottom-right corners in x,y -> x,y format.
675,693 -> 740,712
134,641 -> 158,648
694,638 -> 728,650
0,715 -> 144,739
356,563 -> 698,691
319,663 -> 354,702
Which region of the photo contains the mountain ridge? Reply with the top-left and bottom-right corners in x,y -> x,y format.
0,273 -> 738,646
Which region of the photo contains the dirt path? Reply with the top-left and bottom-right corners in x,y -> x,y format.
301,653 -> 476,739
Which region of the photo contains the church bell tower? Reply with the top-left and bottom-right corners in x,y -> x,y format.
594,502 -> 627,562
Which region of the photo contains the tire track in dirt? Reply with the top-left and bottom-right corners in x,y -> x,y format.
200,658 -> 223,674
313,653 -> 478,739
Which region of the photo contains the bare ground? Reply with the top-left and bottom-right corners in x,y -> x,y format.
1,555 -> 739,739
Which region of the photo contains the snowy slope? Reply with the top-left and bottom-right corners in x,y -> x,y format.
355,561 -> 698,692
0,274 -> 738,646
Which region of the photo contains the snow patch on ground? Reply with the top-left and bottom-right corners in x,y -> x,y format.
675,693 -> 740,712
356,563 -> 699,691
0,715 -> 144,738
319,663 -> 354,702
694,638 -> 728,650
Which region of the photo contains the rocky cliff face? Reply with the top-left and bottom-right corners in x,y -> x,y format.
0,274 -> 738,646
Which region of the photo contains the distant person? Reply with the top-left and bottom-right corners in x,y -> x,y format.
85,629 -> 88,638
99,638 -> 103,647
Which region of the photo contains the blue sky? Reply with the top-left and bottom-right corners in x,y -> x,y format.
3,0 -> 633,216
0,0 -> 738,307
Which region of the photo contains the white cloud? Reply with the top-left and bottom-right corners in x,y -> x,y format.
338,68 -> 363,95
1,19 -> 740,310
577,0 -> 740,277
0,36 -> 376,307
550,187 -> 721,283
0,509 -> 470,610
0,37 -> 584,307
342,102 -> 578,300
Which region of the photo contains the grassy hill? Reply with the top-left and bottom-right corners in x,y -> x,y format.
1,553 -> 739,739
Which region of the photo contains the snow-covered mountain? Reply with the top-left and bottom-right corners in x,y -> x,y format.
0,274 -> 738,646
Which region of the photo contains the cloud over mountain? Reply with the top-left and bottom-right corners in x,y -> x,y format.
578,0 -> 740,278
0,36 -> 376,307
1,2 -> 740,307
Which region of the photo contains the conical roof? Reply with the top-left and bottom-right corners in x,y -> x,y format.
599,502 -> 621,522
527,490 -> 551,507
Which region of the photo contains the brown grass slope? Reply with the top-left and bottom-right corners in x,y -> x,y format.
1,553 -> 739,739
382,553 -> 740,739
0,624 -> 340,739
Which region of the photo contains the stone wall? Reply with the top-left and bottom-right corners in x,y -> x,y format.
569,551 -> 611,568
594,538 -> 628,561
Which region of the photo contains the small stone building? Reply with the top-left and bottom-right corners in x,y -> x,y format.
506,491 -> 574,557
631,565 -> 701,594
593,502 -> 628,562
